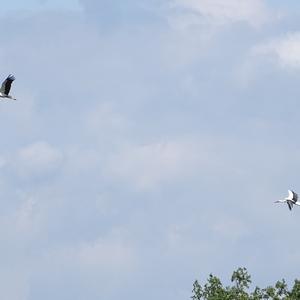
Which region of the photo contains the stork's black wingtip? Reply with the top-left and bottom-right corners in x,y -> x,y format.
8,74 -> 15,80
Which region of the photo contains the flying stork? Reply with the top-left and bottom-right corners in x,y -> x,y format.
275,190 -> 300,210
0,75 -> 16,100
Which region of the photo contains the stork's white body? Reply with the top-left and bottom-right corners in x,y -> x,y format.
275,190 -> 300,210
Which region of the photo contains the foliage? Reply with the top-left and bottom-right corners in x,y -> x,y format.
191,267 -> 300,300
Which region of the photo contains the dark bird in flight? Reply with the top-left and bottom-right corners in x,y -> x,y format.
0,75 -> 16,100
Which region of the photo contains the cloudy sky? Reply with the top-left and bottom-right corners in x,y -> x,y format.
1,0 -> 300,299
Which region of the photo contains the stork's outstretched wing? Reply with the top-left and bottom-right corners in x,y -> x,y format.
0,75 -> 15,95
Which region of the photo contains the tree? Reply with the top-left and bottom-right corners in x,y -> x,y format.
191,268 -> 300,300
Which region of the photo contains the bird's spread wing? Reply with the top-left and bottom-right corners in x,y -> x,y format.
0,75 -> 15,95
292,191 -> 298,202
287,201 -> 293,210
288,190 -> 298,202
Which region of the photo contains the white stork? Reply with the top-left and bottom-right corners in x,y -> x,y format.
0,75 -> 16,100
275,190 -> 300,211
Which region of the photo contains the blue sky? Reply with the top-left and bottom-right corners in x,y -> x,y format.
1,0 -> 81,12
1,1 -> 300,299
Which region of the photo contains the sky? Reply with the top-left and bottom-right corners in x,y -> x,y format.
1,0 -> 300,299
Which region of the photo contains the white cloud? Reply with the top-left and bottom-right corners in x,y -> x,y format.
212,215 -> 249,240
13,141 -> 63,179
106,139 -> 214,189
78,236 -> 136,271
169,0 -> 270,28
40,230 -> 137,280
254,32 -> 300,68
84,102 -> 131,139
